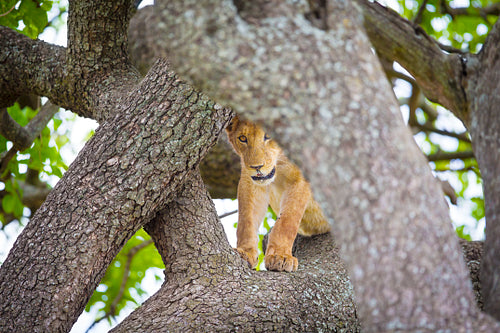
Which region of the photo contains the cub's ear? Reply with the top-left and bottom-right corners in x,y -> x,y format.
226,115 -> 240,133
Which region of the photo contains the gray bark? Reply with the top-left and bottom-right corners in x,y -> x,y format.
0,58 -> 232,332
139,0 -> 498,330
113,171 -> 359,332
358,0 -> 500,321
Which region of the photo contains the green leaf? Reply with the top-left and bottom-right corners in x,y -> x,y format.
456,225 -> 472,241
19,0 -> 52,38
471,197 -> 485,221
86,229 -> 164,318
55,135 -> 69,149
2,194 -> 16,214
52,118 -> 63,131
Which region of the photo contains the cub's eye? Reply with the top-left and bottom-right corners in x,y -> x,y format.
238,135 -> 248,143
264,133 -> 270,141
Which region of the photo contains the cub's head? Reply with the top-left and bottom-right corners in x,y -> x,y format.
226,116 -> 281,186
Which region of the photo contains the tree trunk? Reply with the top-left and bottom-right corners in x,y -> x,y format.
467,21 -> 500,320
0,60 -> 232,332
358,0 -> 500,320
138,0 -> 499,330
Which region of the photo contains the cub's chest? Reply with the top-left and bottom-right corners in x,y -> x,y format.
268,172 -> 288,214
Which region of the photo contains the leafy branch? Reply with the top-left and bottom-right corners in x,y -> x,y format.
0,100 -> 59,175
85,239 -> 154,333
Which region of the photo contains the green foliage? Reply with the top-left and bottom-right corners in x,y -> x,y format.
0,0 -> 54,39
1,103 -> 69,227
256,207 -> 277,270
1,179 -> 24,219
85,229 -> 164,321
390,0 -> 494,239
394,0 -> 497,52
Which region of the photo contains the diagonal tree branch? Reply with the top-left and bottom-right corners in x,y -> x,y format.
0,101 -> 59,176
0,27 -> 66,110
358,0 -> 469,124
0,58 -> 233,332
0,101 -> 59,150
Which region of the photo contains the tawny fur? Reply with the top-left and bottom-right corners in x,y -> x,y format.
226,116 -> 330,272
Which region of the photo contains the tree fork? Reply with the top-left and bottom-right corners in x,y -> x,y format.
0,59 -> 232,332
114,170 -> 359,332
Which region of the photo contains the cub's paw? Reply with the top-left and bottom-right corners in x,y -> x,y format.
234,247 -> 258,269
265,253 -> 298,272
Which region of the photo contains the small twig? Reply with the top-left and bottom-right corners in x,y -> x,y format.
218,209 -> 238,219
110,239 -> 154,314
85,239 -> 154,333
0,4 -> 16,17
427,150 -> 475,162
437,42 -> 467,54
0,101 -> 59,176
413,0 -> 429,25
439,179 -> 458,205
434,165 -> 478,173
0,148 -> 17,178
412,121 -> 471,143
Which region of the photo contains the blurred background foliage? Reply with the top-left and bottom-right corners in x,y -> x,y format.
0,0 -> 498,330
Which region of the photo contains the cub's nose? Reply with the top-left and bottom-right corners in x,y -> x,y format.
250,164 -> 264,171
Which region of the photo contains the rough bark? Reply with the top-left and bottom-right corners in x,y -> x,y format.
355,0 -> 500,321
128,10 -> 241,199
113,171 -> 359,332
0,28 -> 66,111
0,59 -> 232,332
358,0 -> 469,123
0,0 -> 140,122
467,20 -> 500,320
66,0 -> 140,122
141,0 -> 499,330
460,240 -> 484,311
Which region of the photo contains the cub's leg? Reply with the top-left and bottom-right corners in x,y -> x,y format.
235,178 -> 269,269
265,180 -> 311,272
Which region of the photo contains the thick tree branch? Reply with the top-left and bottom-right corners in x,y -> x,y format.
66,0 -> 141,121
143,0 -> 499,330
358,0 -> 469,124
0,27 -> 66,110
469,18 -> 500,321
0,0 -> 141,122
0,59 -> 232,332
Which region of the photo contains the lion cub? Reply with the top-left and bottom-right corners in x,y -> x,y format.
226,116 -> 330,272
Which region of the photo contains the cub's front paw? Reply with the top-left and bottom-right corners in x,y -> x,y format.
265,253 -> 298,272
234,247 -> 258,269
